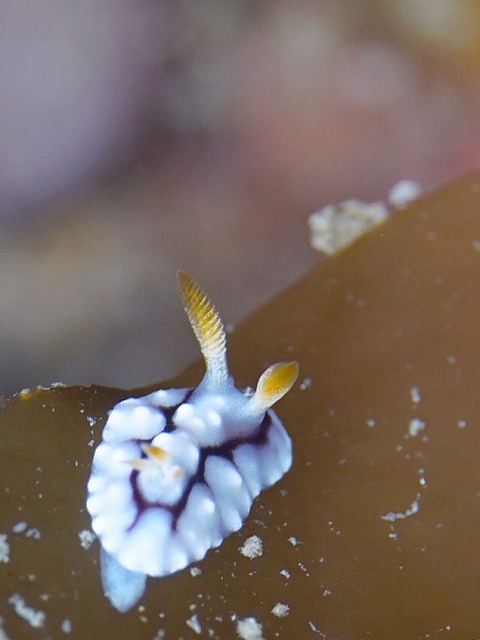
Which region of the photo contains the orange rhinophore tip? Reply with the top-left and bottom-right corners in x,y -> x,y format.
254,361 -> 299,410
177,270 -> 228,385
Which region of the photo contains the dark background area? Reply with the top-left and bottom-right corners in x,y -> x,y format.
1,0 -> 480,394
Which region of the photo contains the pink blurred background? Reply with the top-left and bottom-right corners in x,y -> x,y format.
1,0 -> 480,394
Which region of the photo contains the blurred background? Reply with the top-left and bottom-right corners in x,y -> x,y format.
1,0 -> 480,395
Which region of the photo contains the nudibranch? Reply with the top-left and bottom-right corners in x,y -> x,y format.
86,271 -> 298,612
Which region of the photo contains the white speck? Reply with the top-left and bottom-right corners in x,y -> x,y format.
271,603 -> 290,617
408,418 -> 425,437
78,529 -> 96,550
186,614 -> 202,635
457,420 -> 466,429
366,419 -> 376,428
236,617 -> 264,640
446,355 -> 456,365
189,566 -> 202,577
8,594 -> 45,629
473,240 -> 480,252
409,387 -> 421,404
419,477 -> 427,487
381,493 -> 421,522
288,536 -> 301,547
323,588 -> 332,597
61,619 -> 73,634
152,630 -> 166,640
327,521 -> 342,536
299,377 -> 312,391
309,198 -> 388,255
0,616 -> 11,640
0,535 -> 10,563
388,180 -> 422,207
25,528 -> 41,540
239,535 -> 263,559
308,620 -> 324,635
88,439 -> 95,447
11,522 -> 41,540
280,569 -> 290,579
87,416 -> 97,427
298,562 -> 310,576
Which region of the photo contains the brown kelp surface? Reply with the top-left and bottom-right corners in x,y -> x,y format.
2,172 -> 480,638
